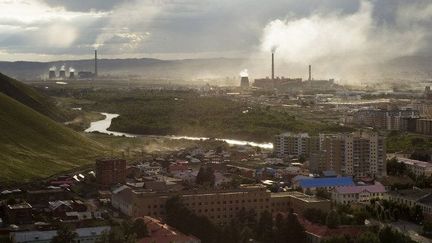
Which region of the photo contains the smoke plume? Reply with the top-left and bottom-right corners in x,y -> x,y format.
260,1 -> 430,83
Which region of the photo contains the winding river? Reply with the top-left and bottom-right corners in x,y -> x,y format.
85,112 -> 274,149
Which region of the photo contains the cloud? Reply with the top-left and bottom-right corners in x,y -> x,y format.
258,0 -> 431,82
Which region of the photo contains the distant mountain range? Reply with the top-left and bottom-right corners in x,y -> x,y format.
0,57 -> 250,80
0,55 -> 431,82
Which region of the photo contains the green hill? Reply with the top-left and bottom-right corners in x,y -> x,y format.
0,72 -> 67,121
0,92 -> 104,182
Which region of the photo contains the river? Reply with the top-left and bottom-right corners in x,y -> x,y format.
85,112 -> 274,149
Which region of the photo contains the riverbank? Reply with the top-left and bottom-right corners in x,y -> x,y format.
85,112 -> 274,149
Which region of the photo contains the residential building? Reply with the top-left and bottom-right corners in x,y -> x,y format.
137,216 -> 201,243
274,132 -> 318,158
332,182 -> 386,204
293,177 -> 355,192
311,131 -> 386,178
386,188 -> 432,216
10,226 -> 110,243
6,202 -> 33,225
96,158 -> 127,188
396,157 -> 432,177
352,108 -> 419,130
111,185 -> 330,225
416,119 -> 432,135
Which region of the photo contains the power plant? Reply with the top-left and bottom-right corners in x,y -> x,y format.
94,50 -> 98,77
253,51 -> 339,92
47,50 -> 100,80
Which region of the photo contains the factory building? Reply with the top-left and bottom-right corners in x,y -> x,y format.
253,53 -> 339,92
240,76 -> 249,88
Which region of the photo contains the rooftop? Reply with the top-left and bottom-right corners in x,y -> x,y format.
298,177 -> 354,188
334,182 -> 386,194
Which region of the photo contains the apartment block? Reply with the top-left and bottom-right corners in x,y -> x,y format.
96,158 -> 127,188
274,132 -> 319,158
311,132 -> 386,178
352,108 -> 419,130
416,119 -> 432,135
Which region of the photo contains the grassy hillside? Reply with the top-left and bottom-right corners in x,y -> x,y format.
0,92 -> 104,182
0,72 -> 68,121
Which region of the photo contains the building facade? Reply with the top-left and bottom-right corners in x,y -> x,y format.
311,132 -> 386,178
111,185 -> 330,225
396,157 -> 432,177
332,182 -> 386,204
96,158 -> 127,188
274,132 -> 318,158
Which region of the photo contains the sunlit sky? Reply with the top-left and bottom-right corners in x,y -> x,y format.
0,0 -> 431,61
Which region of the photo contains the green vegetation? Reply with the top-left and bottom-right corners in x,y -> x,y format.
0,92 -> 103,182
386,131 -> 432,154
75,89 -> 351,142
51,224 -> 78,243
97,218 -> 147,243
0,72 -> 68,121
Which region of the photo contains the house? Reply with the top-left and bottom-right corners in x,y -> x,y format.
10,226 -> 110,243
332,182 -> 386,204
6,202 -> 33,225
137,216 -> 201,243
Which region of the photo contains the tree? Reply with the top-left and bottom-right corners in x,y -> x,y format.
256,210 -> 273,242
423,220 -> 432,236
355,231 -> 379,243
196,166 -> 216,187
378,226 -> 414,243
132,218 -> 149,238
303,208 -> 326,224
325,210 -> 341,229
316,188 -> 331,199
285,210 -> 307,243
322,235 -> 349,243
51,224 -> 78,243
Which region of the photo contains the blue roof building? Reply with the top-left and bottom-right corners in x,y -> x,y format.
298,177 -> 354,189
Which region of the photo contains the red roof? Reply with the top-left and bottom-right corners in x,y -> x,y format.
137,216 -> 200,243
298,216 -> 365,239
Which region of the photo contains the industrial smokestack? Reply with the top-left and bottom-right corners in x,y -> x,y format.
308,65 -> 312,81
271,52 -> 274,80
94,50 -> 98,77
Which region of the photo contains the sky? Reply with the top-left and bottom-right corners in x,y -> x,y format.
0,0 -> 431,62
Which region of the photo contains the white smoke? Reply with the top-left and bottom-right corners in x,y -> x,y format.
49,66 -> 56,71
69,67 -> 75,72
93,0 -> 161,51
60,64 -> 66,71
260,1 -> 430,83
240,69 -> 249,77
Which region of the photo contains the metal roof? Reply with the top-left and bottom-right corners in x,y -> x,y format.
299,177 -> 354,188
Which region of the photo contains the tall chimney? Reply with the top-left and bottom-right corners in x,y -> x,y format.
94,50 -> 98,77
271,52 -> 275,80
308,65 -> 311,81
